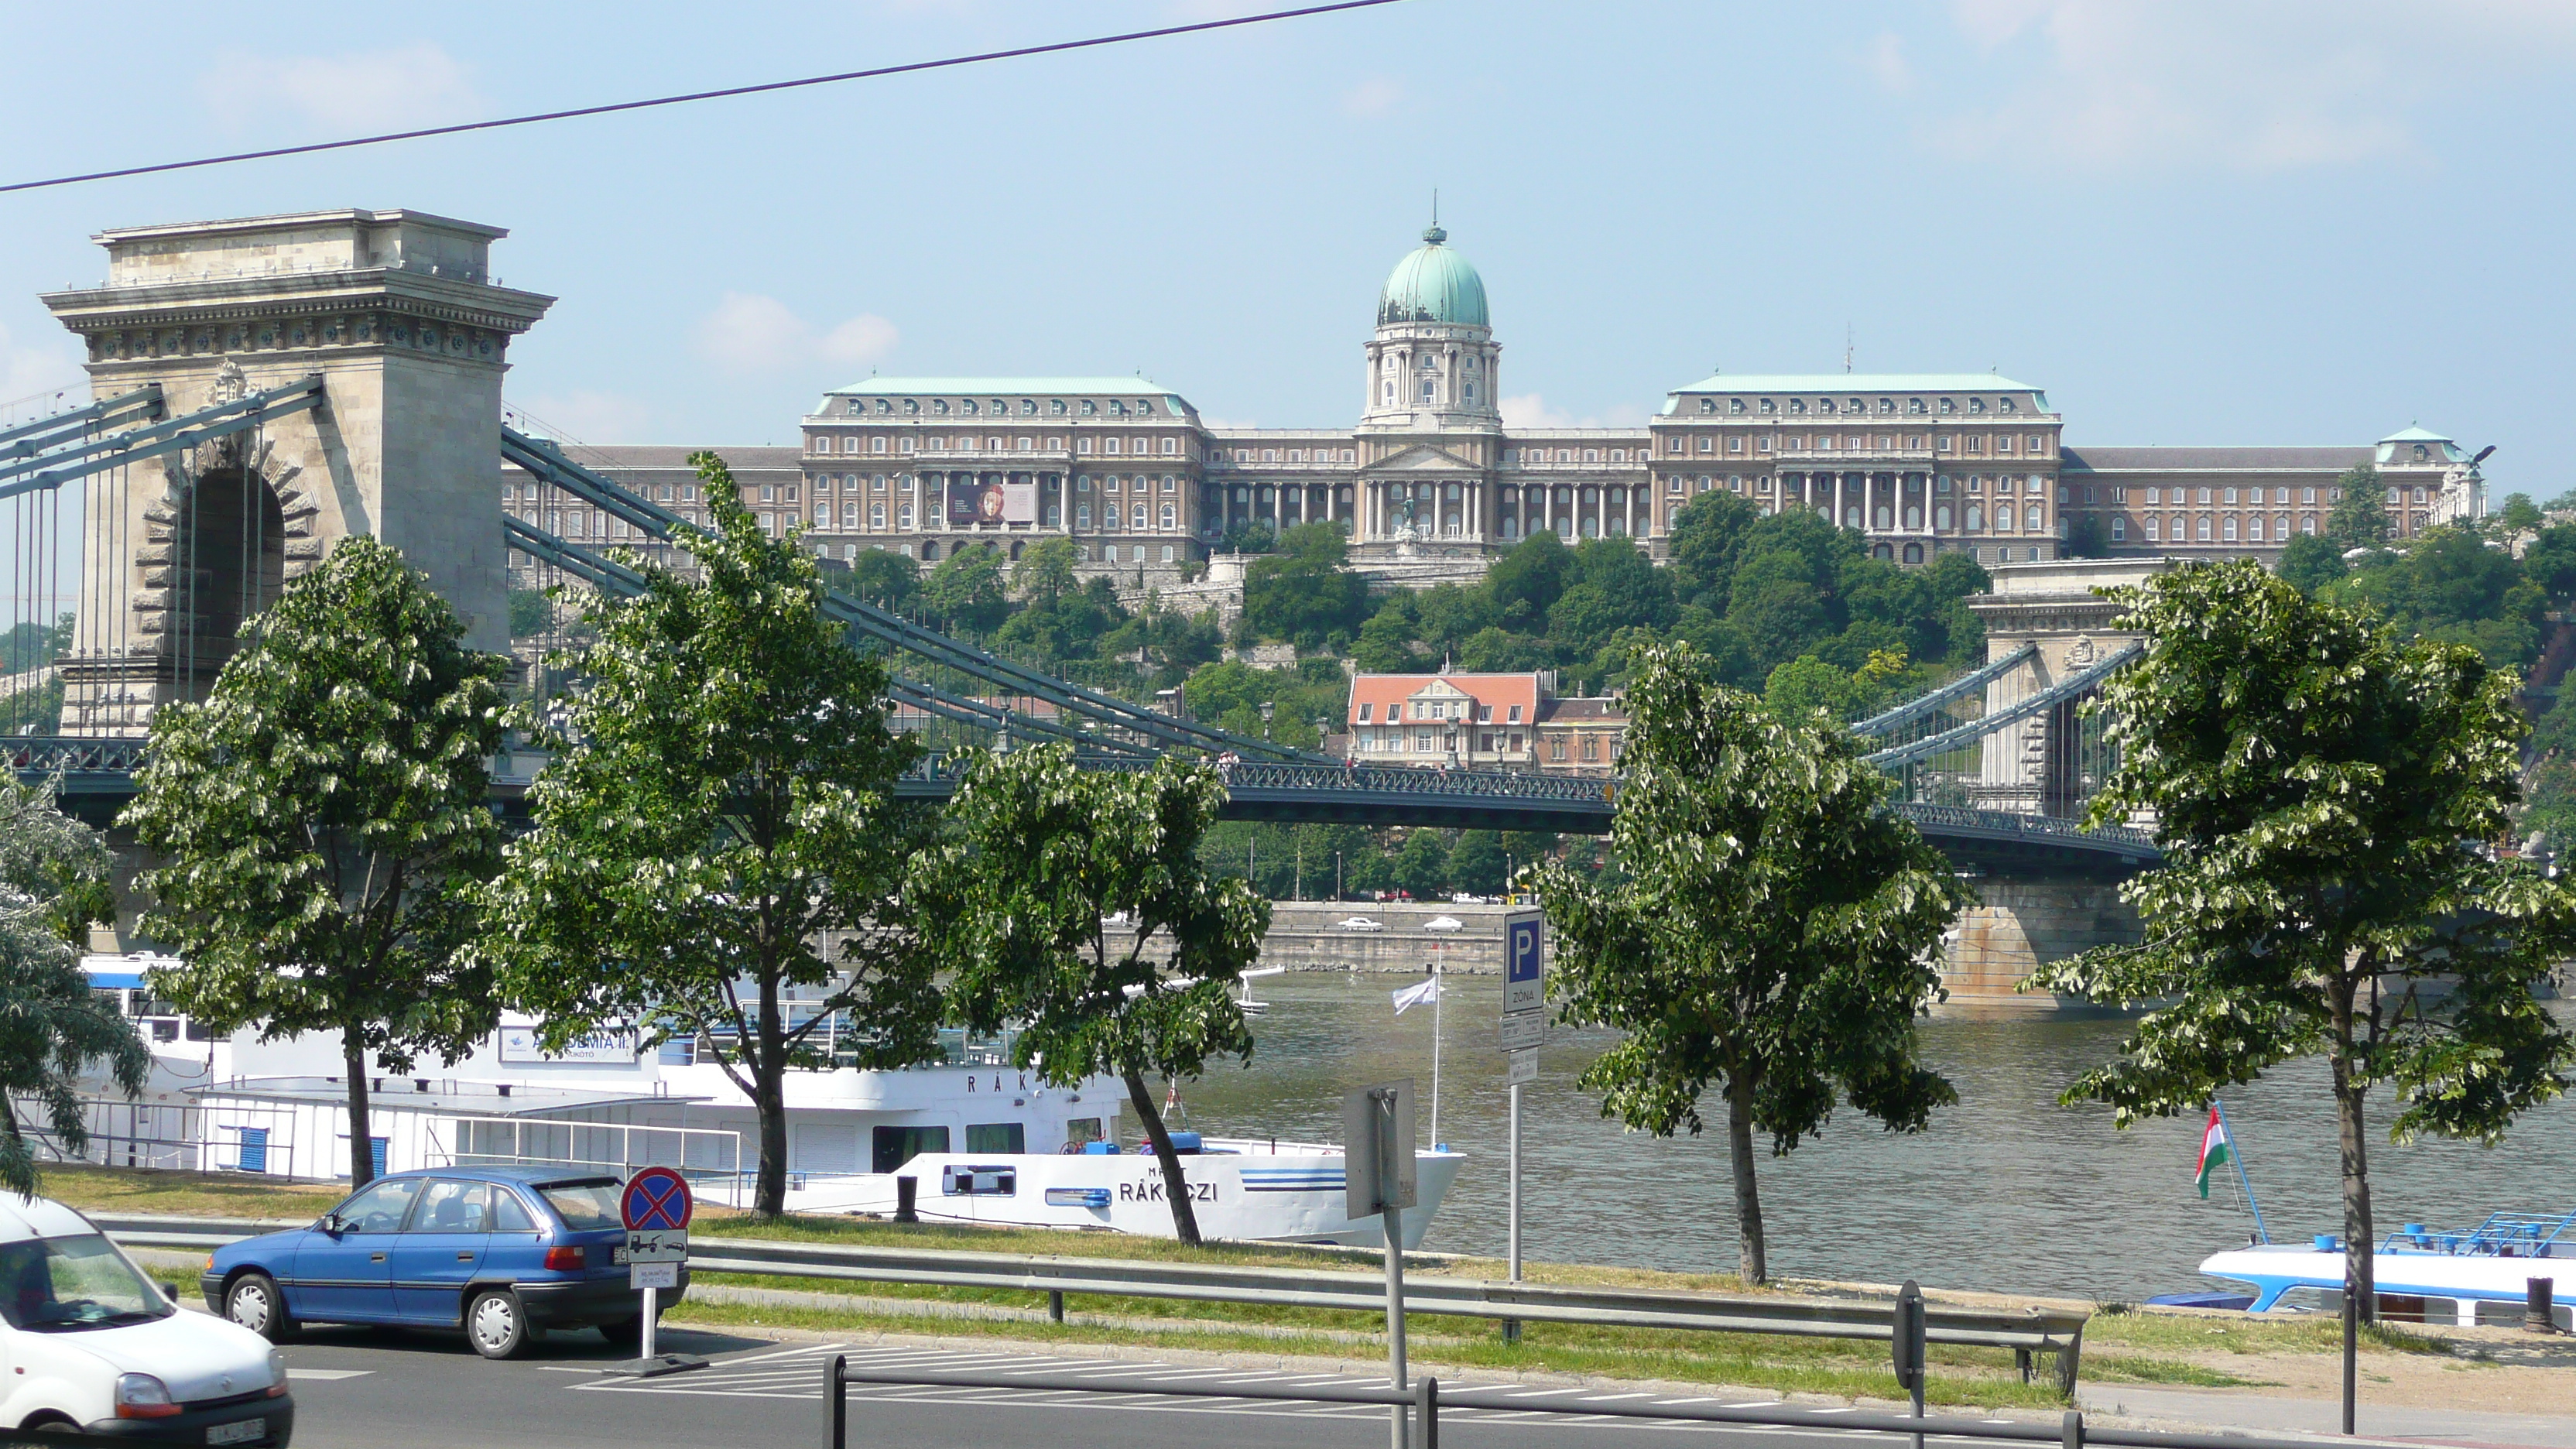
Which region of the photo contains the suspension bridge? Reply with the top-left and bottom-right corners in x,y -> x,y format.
1,208 -> 2156,1002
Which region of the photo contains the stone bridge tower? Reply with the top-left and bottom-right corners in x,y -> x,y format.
1944,557 -> 2172,1010
39,209 -> 552,733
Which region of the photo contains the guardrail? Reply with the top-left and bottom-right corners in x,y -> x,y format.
819,1355 -> 2323,1449
90,1212 -> 2084,1391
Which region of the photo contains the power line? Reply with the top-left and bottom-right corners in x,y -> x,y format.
1,1 -> 1402,197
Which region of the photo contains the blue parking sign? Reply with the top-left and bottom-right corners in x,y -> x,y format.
1505,914 -> 1543,1012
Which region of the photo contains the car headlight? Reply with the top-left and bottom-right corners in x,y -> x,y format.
266,1348 -> 289,1397
115,1372 -> 180,1419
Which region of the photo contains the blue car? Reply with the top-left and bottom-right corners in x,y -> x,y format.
200,1168 -> 687,1359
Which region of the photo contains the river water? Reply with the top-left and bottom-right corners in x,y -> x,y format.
1179,969 -> 2576,1303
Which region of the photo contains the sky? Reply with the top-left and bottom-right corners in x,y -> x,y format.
4,0 -> 2574,490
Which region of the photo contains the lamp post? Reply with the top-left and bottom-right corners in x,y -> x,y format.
1259,700 -> 1274,742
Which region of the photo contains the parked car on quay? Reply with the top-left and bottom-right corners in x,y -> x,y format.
2,1194 -> 292,1444
202,1166 -> 687,1360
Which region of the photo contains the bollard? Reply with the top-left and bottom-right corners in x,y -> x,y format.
894,1174 -> 917,1224
820,1353 -> 845,1449
2062,1409 -> 2083,1449
1049,1290 -> 1065,1324
1892,1280 -> 1927,1449
2530,1277 -> 2557,1334
1415,1375 -> 1438,1449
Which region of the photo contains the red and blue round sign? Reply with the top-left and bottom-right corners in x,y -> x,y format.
621,1166 -> 694,1231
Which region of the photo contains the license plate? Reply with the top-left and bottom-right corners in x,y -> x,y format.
207,1417 -> 265,1445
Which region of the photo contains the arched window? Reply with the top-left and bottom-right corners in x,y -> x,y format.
2223,516 -> 2239,541
1935,505 -> 1951,529
842,502 -> 858,526
1160,502 -> 1176,529
869,503 -> 885,529
2197,516 -> 2213,541
2144,517 -> 2160,541
1383,381 -> 1394,403
1421,380 -> 1436,402
922,541 -> 939,560
2246,516 -> 2264,542
1077,504 -> 1091,528
899,504 -> 913,529
1966,504 -> 1984,531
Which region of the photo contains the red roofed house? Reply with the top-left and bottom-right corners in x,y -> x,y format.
1346,671 -> 1625,777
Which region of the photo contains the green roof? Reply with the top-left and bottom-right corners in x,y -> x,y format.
1669,373 -> 2043,393
2378,423 -> 2451,443
1379,227 -> 1490,328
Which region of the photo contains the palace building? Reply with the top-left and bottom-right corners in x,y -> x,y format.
504,224 -> 2488,581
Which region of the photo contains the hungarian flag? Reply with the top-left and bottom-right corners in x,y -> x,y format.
2195,1105 -> 2233,1199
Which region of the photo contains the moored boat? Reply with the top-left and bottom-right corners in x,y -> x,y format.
2197,1211 -> 2576,1327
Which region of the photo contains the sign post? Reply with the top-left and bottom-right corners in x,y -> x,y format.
608,1166 -> 702,1377
1499,911 -> 1544,1341
1893,1279 -> 1927,1449
1345,1081 -> 1416,1449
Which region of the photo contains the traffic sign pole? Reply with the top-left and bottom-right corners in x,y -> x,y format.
608,1166 -> 701,1377
1500,910 -> 1543,1346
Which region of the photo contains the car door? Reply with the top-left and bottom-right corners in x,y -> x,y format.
289,1176 -> 421,1324
389,1180 -> 491,1324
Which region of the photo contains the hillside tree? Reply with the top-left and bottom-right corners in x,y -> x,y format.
126,538 -> 510,1187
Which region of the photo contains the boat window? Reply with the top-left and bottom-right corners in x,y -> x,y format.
873,1125 -> 950,1175
536,1177 -> 625,1231
1064,1118 -> 1104,1149
966,1123 -> 1026,1155
0,1233 -> 176,1332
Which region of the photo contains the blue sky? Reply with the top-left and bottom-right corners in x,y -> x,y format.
4,1 -> 2572,488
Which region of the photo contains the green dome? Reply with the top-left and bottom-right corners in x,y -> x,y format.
1377,226 -> 1488,327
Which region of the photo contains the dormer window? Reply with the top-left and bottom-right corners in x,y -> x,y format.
1879,398 -> 1895,414
1908,398 -> 1926,415
1759,398 -> 1776,415
1508,704 -> 1523,723
1969,397 -> 1988,414
1081,400 -> 1098,416
1938,398 -> 1955,415
904,399 -> 920,415
1358,703 -> 1374,722
961,399 -> 978,416
1730,398 -> 1747,415
1819,399 -> 1836,416
2000,397 -> 2017,414
1699,398 -> 1716,414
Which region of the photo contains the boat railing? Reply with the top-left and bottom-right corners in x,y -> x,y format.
2382,1208 -> 2576,1256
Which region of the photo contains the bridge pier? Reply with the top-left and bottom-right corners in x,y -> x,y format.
1940,871 -> 2141,1012
38,210 -> 551,733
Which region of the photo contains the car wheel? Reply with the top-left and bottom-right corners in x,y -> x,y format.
19,1413 -> 77,1434
464,1288 -> 537,1359
598,1316 -> 643,1349
226,1272 -> 299,1342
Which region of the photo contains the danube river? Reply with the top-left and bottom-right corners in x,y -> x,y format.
1181,968 -> 2576,1303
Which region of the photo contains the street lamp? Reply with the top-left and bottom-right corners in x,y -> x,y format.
1259,701 -> 1273,741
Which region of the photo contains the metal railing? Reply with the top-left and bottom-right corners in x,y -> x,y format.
820,1355 -> 2331,1449
93,1213 -> 2084,1390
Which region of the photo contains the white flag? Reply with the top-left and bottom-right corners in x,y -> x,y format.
1392,976 -> 1442,1014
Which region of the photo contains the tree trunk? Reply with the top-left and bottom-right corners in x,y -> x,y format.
2331,984 -> 2376,1324
1727,1077 -> 1767,1286
343,1039 -> 375,1189
1123,1067 -> 1202,1245
753,972 -> 790,1218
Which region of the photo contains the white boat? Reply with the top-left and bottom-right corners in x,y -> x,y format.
2197,1211 -> 2576,1328
63,954 -> 1461,1247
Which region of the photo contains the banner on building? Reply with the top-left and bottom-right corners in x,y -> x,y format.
946,477 -> 1038,526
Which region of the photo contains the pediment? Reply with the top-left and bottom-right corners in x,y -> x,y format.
1362,444 -> 1485,476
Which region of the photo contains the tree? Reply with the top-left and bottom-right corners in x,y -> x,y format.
1535,641 -> 1968,1283
0,776 -> 148,1197
923,543 -> 1009,635
1395,829 -> 1451,902
508,588 -> 550,638
1011,536 -> 1081,608
2491,492 -> 2543,537
2064,512 -> 2111,558
2275,533 -> 2347,594
844,548 -> 921,614
482,454 -> 944,1216
125,537 -> 510,1188
1242,522 -> 1370,649
2031,562 -> 2576,1322
1485,529 -> 1575,629
2325,466 -> 2391,551
1448,831 -> 1506,896
920,745 -> 1268,1242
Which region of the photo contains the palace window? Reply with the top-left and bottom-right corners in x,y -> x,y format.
2145,517 -> 2160,541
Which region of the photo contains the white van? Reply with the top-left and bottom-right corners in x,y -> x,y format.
2,1194 -> 293,1444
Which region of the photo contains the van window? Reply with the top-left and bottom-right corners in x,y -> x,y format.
0,1233 -> 175,1331
536,1179 -> 625,1231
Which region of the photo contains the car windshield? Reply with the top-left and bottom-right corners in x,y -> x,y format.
537,1179 -> 624,1231
0,1233 -> 174,1333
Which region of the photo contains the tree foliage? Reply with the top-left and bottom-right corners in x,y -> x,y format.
0,777 -> 148,1197
125,537 -> 509,1187
2325,465 -> 2390,551
1241,522 -> 1370,650
1534,641 -> 1969,1283
2031,561 -> 2576,1319
918,745 -> 1269,1242
481,454 -> 944,1216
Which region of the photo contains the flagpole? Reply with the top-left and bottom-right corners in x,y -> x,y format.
2214,1098 -> 2271,1245
1430,955 -> 1442,1147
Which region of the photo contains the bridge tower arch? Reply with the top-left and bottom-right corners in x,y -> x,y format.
39,210 -> 553,733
